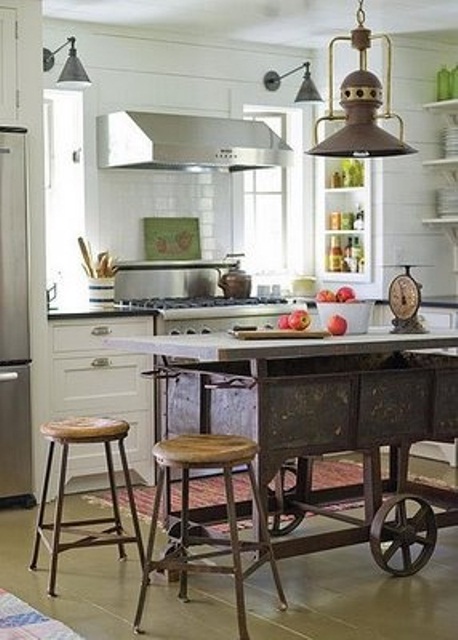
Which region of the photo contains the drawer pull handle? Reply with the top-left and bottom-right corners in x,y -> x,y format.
91,326 -> 112,336
91,357 -> 111,368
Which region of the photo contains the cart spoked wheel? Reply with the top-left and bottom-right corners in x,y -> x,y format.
268,462 -> 305,537
369,493 -> 437,576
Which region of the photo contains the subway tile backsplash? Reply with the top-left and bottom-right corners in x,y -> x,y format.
97,170 -> 233,261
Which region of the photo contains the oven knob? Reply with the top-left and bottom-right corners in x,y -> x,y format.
169,329 -> 181,335
201,327 -> 212,334
186,328 -> 196,335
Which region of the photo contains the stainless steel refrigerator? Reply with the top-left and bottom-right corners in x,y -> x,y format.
0,127 -> 34,507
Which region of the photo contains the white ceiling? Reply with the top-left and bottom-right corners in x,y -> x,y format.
42,0 -> 458,48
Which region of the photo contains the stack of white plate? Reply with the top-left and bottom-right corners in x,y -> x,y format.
437,187 -> 458,217
442,127 -> 458,158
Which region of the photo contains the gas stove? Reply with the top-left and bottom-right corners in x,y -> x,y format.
117,296 -> 298,334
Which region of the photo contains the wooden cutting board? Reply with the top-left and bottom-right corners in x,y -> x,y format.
231,329 -> 330,340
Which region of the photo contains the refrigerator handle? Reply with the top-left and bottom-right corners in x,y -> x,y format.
0,372 -> 19,382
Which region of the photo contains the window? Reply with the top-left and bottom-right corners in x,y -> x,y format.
44,90 -> 86,307
243,113 -> 287,274
242,108 -> 306,283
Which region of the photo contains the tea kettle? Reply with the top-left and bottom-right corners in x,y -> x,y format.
217,255 -> 252,299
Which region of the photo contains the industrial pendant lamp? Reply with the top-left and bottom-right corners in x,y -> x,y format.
308,0 -> 416,158
263,61 -> 323,104
43,37 -> 91,90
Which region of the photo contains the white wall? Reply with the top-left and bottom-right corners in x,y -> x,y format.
382,35 -> 458,297
43,19 -> 317,270
42,19 -> 458,298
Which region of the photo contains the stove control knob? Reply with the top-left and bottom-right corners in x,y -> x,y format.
201,327 -> 212,334
186,328 -> 196,335
169,329 -> 181,335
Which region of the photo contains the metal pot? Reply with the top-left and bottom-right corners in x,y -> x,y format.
217,264 -> 252,299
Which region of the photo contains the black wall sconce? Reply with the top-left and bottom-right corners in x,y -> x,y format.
43,36 -> 91,89
263,61 -> 323,104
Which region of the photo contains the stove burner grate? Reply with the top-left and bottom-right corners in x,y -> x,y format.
116,296 -> 288,310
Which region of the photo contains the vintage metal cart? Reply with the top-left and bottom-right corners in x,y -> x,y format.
110,330 -> 458,577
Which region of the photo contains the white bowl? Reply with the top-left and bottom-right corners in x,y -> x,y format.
316,300 -> 374,335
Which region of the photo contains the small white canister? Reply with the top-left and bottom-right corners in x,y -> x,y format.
291,276 -> 316,297
88,277 -> 115,307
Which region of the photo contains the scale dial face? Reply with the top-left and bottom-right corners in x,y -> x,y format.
388,274 -> 421,321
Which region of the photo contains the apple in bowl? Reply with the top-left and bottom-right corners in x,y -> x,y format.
326,314 -> 348,336
316,289 -> 337,302
335,286 -> 356,303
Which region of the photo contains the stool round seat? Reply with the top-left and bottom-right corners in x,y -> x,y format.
153,434 -> 259,468
40,416 -> 129,441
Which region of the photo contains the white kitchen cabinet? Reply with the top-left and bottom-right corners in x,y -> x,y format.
315,156 -> 372,283
49,317 -> 154,489
410,304 -> 458,467
0,7 -> 17,121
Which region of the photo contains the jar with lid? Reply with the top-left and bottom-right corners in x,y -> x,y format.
329,211 -> 341,230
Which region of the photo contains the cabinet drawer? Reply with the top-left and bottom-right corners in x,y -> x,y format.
420,309 -> 457,330
51,354 -> 150,413
51,319 -> 150,353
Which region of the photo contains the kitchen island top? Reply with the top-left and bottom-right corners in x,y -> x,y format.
106,327 -> 458,361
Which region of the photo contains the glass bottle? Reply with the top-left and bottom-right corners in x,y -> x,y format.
351,237 -> 363,272
437,65 -> 450,101
451,65 -> 458,99
354,207 -> 365,230
343,236 -> 353,272
328,236 -> 343,272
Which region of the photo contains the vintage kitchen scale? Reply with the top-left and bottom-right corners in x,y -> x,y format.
388,265 -> 428,334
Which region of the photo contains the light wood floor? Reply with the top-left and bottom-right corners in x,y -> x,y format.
1,453 -> 457,640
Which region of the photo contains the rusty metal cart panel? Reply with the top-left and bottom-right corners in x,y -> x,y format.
156,350 -> 458,575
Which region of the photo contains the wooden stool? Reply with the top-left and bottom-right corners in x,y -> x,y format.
29,417 -> 145,596
133,434 -> 287,640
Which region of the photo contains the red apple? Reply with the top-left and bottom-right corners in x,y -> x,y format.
327,314 -> 348,336
316,289 -> 337,302
336,286 -> 356,302
277,314 -> 291,330
288,310 -> 312,331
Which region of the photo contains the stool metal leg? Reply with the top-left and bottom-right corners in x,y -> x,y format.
48,442 -> 69,597
223,465 -> 250,640
178,467 -> 190,602
247,462 -> 288,611
104,440 -> 127,560
118,437 -> 145,566
29,440 -> 55,571
133,465 -> 165,634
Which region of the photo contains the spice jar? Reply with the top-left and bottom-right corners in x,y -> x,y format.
330,211 -> 341,230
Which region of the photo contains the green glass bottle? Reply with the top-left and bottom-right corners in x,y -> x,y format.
437,65 -> 450,101
451,65 -> 458,99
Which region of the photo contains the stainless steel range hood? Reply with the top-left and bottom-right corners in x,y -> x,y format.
97,111 -> 294,172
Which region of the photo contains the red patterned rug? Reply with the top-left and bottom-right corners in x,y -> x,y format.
84,459 -> 367,529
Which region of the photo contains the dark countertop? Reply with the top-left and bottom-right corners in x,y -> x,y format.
419,296 -> 458,309
47,296 -> 458,320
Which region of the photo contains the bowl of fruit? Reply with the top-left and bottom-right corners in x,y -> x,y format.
315,286 -> 374,335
